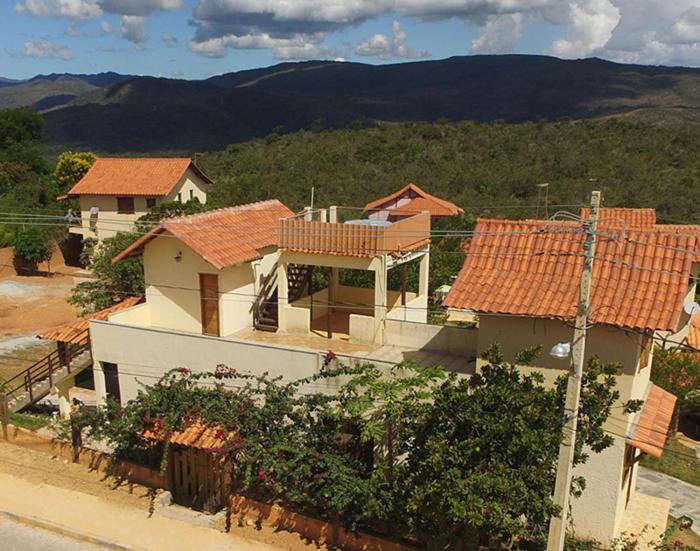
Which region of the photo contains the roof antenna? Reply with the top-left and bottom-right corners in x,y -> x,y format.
536,182 -> 549,218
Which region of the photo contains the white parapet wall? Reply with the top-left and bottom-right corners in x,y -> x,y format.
385,319 -> 478,356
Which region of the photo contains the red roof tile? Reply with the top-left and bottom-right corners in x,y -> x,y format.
443,218 -> 698,332
581,208 -> 656,229
628,384 -> 677,458
112,200 -> 294,269
142,422 -> 235,450
689,314 -> 700,350
38,297 -> 142,344
364,183 -> 463,218
65,158 -> 212,197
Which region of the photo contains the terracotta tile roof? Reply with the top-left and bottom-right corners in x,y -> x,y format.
628,384 -> 677,458
37,297 -> 142,344
443,218 -> 698,332
689,314 -> 700,350
112,200 -> 294,269
581,208 -> 656,229
142,421 -> 236,450
364,183 -> 463,218
64,158 -> 212,197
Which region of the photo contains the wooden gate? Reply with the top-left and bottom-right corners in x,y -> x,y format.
171,447 -> 231,513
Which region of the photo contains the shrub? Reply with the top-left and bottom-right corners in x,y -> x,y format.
13,225 -> 52,265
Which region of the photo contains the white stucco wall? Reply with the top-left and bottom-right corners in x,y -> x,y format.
139,233 -> 277,336
70,167 -> 208,240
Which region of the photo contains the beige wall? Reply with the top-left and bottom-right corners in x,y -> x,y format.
89,320 -> 397,404
70,167 -> 208,240
476,314 -> 649,543
138,232 -> 276,336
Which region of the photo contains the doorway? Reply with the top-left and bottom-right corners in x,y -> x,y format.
199,273 -> 220,336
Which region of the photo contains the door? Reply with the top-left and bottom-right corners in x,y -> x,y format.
199,273 -> 220,336
102,362 -> 121,403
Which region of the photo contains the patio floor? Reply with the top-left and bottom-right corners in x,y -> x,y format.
619,492 -> 670,550
232,327 -> 476,374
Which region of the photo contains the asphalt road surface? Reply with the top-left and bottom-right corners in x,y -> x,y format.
0,518 -> 104,551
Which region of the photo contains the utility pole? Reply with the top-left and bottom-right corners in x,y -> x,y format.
546,190 -> 601,551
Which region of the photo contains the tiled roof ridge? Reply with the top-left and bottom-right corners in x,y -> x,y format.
162,199 -> 286,225
364,182 -> 463,213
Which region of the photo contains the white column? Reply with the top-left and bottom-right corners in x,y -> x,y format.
277,260 -> 289,331
320,209 -> 327,223
55,376 -> 73,419
93,364 -> 107,406
419,249 -> 430,298
329,206 -> 338,223
373,256 -> 388,344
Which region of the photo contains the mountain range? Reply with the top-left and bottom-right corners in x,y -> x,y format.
3,55 -> 700,153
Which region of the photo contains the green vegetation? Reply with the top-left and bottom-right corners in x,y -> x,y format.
13,225 -> 53,266
68,231 -> 144,314
82,349 -> 636,549
54,150 -> 96,193
652,348 -> 700,433
640,436 -> 700,487
200,119 -> 700,225
9,412 -> 51,431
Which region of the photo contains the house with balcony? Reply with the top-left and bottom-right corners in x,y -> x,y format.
61,157 -> 210,242
87,199 -> 476,405
443,216 -> 699,545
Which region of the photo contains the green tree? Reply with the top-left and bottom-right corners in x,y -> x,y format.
134,198 -> 208,231
54,151 -> 96,193
13,225 -> 53,270
68,232 -> 144,314
652,348 -> 700,433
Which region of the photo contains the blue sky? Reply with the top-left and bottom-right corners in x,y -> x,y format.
2,1 -> 699,80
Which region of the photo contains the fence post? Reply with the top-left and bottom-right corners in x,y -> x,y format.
70,413 -> 82,463
1,394 -> 9,441
26,373 -> 33,403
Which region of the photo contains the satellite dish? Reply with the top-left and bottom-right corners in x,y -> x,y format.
684,301 -> 700,315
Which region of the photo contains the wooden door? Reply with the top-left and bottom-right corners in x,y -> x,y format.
171,447 -> 230,513
199,273 -> 220,336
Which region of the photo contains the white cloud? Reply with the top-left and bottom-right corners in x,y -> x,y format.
188,31 -> 336,60
471,13 -> 524,54
17,40 -> 74,60
100,0 -> 183,16
161,33 -> 178,47
549,0 -> 620,58
101,20 -> 113,32
356,20 -> 430,59
15,0 -> 102,19
120,15 -> 148,43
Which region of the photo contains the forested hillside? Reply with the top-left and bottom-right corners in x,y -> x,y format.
199,119 -> 700,223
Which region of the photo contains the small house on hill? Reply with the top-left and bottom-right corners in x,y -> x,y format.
61,157 -> 211,241
444,216 -> 699,544
364,183 -> 463,222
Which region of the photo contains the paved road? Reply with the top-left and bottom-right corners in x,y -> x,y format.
637,466 -> 700,534
0,518 -> 103,551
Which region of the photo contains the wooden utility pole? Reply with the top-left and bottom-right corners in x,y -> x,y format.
546,190 -> 601,551
1,393 -> 9,441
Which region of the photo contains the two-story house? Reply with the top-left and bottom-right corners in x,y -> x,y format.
444,215 -> 698,544
61,157 -> 210,241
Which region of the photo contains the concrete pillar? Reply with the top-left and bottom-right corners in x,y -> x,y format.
93,364 -> 107,406
419,249 -> 430,297
277,260 -> 289,331
303,207 -> 312,221
373,257 -> 388,344
55,376 -> 73,419
320,209 -> 327,223
329,206 -> 338,223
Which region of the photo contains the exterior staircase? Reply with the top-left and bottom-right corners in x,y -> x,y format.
253,264 -> 313,332
1,330 -> 93,413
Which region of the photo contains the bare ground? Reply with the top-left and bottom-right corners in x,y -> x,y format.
0,443 -> 327,550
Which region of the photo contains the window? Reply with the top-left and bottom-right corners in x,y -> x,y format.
177,192 -> 182,203
102,362 -> 121,403
117,197 -> 135,214
189,189 -> 194,201
639,334 -> 652,370
146,197 -> 157,209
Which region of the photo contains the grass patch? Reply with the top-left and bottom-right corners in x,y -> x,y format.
9,412 -> 51,431
640,436 -> 700,487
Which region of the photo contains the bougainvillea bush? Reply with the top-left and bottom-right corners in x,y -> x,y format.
82,349 -> 637,549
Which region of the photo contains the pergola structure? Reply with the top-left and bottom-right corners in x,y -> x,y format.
275,207 -> 431,344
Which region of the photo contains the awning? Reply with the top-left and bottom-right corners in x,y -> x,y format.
627,384 -> 677,458
142,421 -> 236,451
